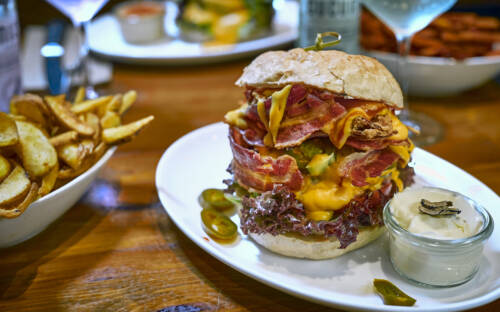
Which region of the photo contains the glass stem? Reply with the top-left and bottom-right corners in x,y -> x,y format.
82,21 -> 97,99
395,34 -> 412,123
71,21 -> 97,99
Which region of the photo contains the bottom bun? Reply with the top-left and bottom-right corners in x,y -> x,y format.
249,226 -> 386,260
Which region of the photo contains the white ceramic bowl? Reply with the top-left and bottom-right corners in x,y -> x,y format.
367,51 -> 500,97
115,1 -> 166,44
0,146 -> 117,248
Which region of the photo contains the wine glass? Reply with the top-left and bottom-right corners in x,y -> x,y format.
45,0 -> 109,98
361,0 -> 457,146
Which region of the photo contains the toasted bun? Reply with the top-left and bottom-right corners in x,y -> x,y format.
249,226 -> 385,259
236,48 -> 403,109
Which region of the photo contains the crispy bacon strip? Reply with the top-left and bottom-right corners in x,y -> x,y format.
242,85 -> 346,149
275,94 -> 346,148
229,128 -> 303,191
338,149 -> 400,187
346,138 -> 410,151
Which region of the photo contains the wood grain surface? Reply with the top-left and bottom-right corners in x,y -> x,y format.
1,55 -> 499,311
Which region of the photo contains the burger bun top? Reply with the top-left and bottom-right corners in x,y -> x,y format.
236,48 -> 403,109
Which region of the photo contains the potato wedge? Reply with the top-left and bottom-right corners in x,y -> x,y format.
58,159 -> 92,180
93,142 -> 107,160
0,155 -> 12,184
58,143 -> 84,170
0,164 -> 31,206
100,111 -> 121,129
74,86 -> 86,104
58,142 -> 107,180
10,94 -> 49,127
49,131 -> 78,147
107,94 -> 122,113
84,112 -> 101,143
0,112 -> 19,147
71,95 -> 112,114
97,94 -> 121,117
7,114 -> 27,122
16,121 -> 58,177
45,95 -> 94,136
80,139 -> 95,156
119,90 -> 137,115
0,182 -> 38,219
38,162 -> 58,197
102,116 -> 154,144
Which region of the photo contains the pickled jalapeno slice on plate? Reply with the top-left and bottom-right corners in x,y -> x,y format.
199,188 -> 234,211
201,208 -> 237,240
373,279 -> 416,306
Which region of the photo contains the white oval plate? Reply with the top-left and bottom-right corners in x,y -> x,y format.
88,1 -> 298,65
155,122 -> 500,312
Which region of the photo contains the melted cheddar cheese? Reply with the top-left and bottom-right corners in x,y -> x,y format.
224,103 -> 248,129
390,140 -> 414,167
330,107 -> 370,149
387,113 -> 408,141
298,178 -> 365,219
298,162 -> 405,221
265,85 -> 292,146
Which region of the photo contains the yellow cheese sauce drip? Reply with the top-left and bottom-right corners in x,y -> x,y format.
256,99 -> 274,146
365,166 -> 404,192
257,85 -> 292,147
387,113 -> 408,141
329,107 -> 411,150
296,160 -> 364,221
224,103 -> 248,129
297,178 -> 365,221
257,99 -> 268,130
331,107 -> 370,149
390,142 -> 413,168
298,152 -> 406,221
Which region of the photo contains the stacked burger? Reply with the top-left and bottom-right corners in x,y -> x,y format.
224,49 -> 414,259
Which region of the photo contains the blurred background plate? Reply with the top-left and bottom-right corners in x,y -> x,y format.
368,51 -> 500,97
88,1 -> 298,65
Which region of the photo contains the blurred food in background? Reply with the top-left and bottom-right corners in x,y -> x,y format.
361,9 -> 500,59
115,1 -> 166,44
176,0 -> 274,45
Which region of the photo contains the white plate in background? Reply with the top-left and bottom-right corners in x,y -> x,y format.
367,51 -> 500,97
155,122 -> 500,312
88,1 -> 298,65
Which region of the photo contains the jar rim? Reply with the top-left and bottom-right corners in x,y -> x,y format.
383,186 -> 494,247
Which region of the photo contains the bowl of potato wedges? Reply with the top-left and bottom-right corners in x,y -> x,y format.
0,88 -> 154,247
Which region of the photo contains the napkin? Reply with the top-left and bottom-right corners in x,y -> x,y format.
21,25 -> 113,91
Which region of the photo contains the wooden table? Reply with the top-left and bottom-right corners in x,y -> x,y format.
0,57 -> 499,311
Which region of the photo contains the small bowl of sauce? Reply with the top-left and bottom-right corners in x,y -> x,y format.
384,187 -> 493,287
115,1 -> 166,44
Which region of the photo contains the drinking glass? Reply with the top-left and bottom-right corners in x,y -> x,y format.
361,0 -> 457,146
45,0 -> 109,98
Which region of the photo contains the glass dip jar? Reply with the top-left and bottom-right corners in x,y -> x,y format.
383,187 -> 494,287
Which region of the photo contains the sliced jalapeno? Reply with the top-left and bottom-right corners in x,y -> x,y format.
199,188 -> 234,211
373,279 -> 416,306
201,208 -> 237,240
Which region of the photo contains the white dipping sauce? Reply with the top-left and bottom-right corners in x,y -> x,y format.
390,189 -> 483,239
384,187 -> 492,287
